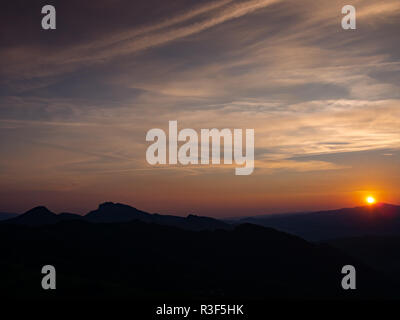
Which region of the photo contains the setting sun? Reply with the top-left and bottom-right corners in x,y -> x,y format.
366,196 -> 376,205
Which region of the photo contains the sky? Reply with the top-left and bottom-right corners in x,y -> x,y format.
0,0 -> 400,216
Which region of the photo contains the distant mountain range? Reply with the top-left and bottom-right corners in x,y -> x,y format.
4,202 -> 400,240
0,212 -> 18,221
235,203 -> 400,241
2,202 -> 230,231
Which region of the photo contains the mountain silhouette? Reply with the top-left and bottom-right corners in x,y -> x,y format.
7,206 -> 81,226
7,202 -> 400,238
85,202 -> 229,230
0,219 -> 392,299
0,212 -> 18,221
7,202 -> 400,237
236,203 -> 400,241
9,206 -> 60,226
3,202 -> 230,231
85,202 -> 149,222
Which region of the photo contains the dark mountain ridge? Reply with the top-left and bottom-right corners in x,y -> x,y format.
6,202 -> 400,238
236,203 -> 400,241
0,212 -> 18,221
6,206 -> 82,226
3,202 -> 229,231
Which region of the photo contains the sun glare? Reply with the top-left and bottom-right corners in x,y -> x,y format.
366,196 -> 376,205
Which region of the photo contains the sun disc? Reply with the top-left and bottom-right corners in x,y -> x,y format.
366,196 -> 376,204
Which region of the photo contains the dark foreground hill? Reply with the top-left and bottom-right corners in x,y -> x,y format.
327,236 -> 400,277
4,202 -> 229,231
237,203 -> 400,241
0,220 -> 394,300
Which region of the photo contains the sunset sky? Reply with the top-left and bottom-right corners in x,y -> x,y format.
1,0 -> 400,216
